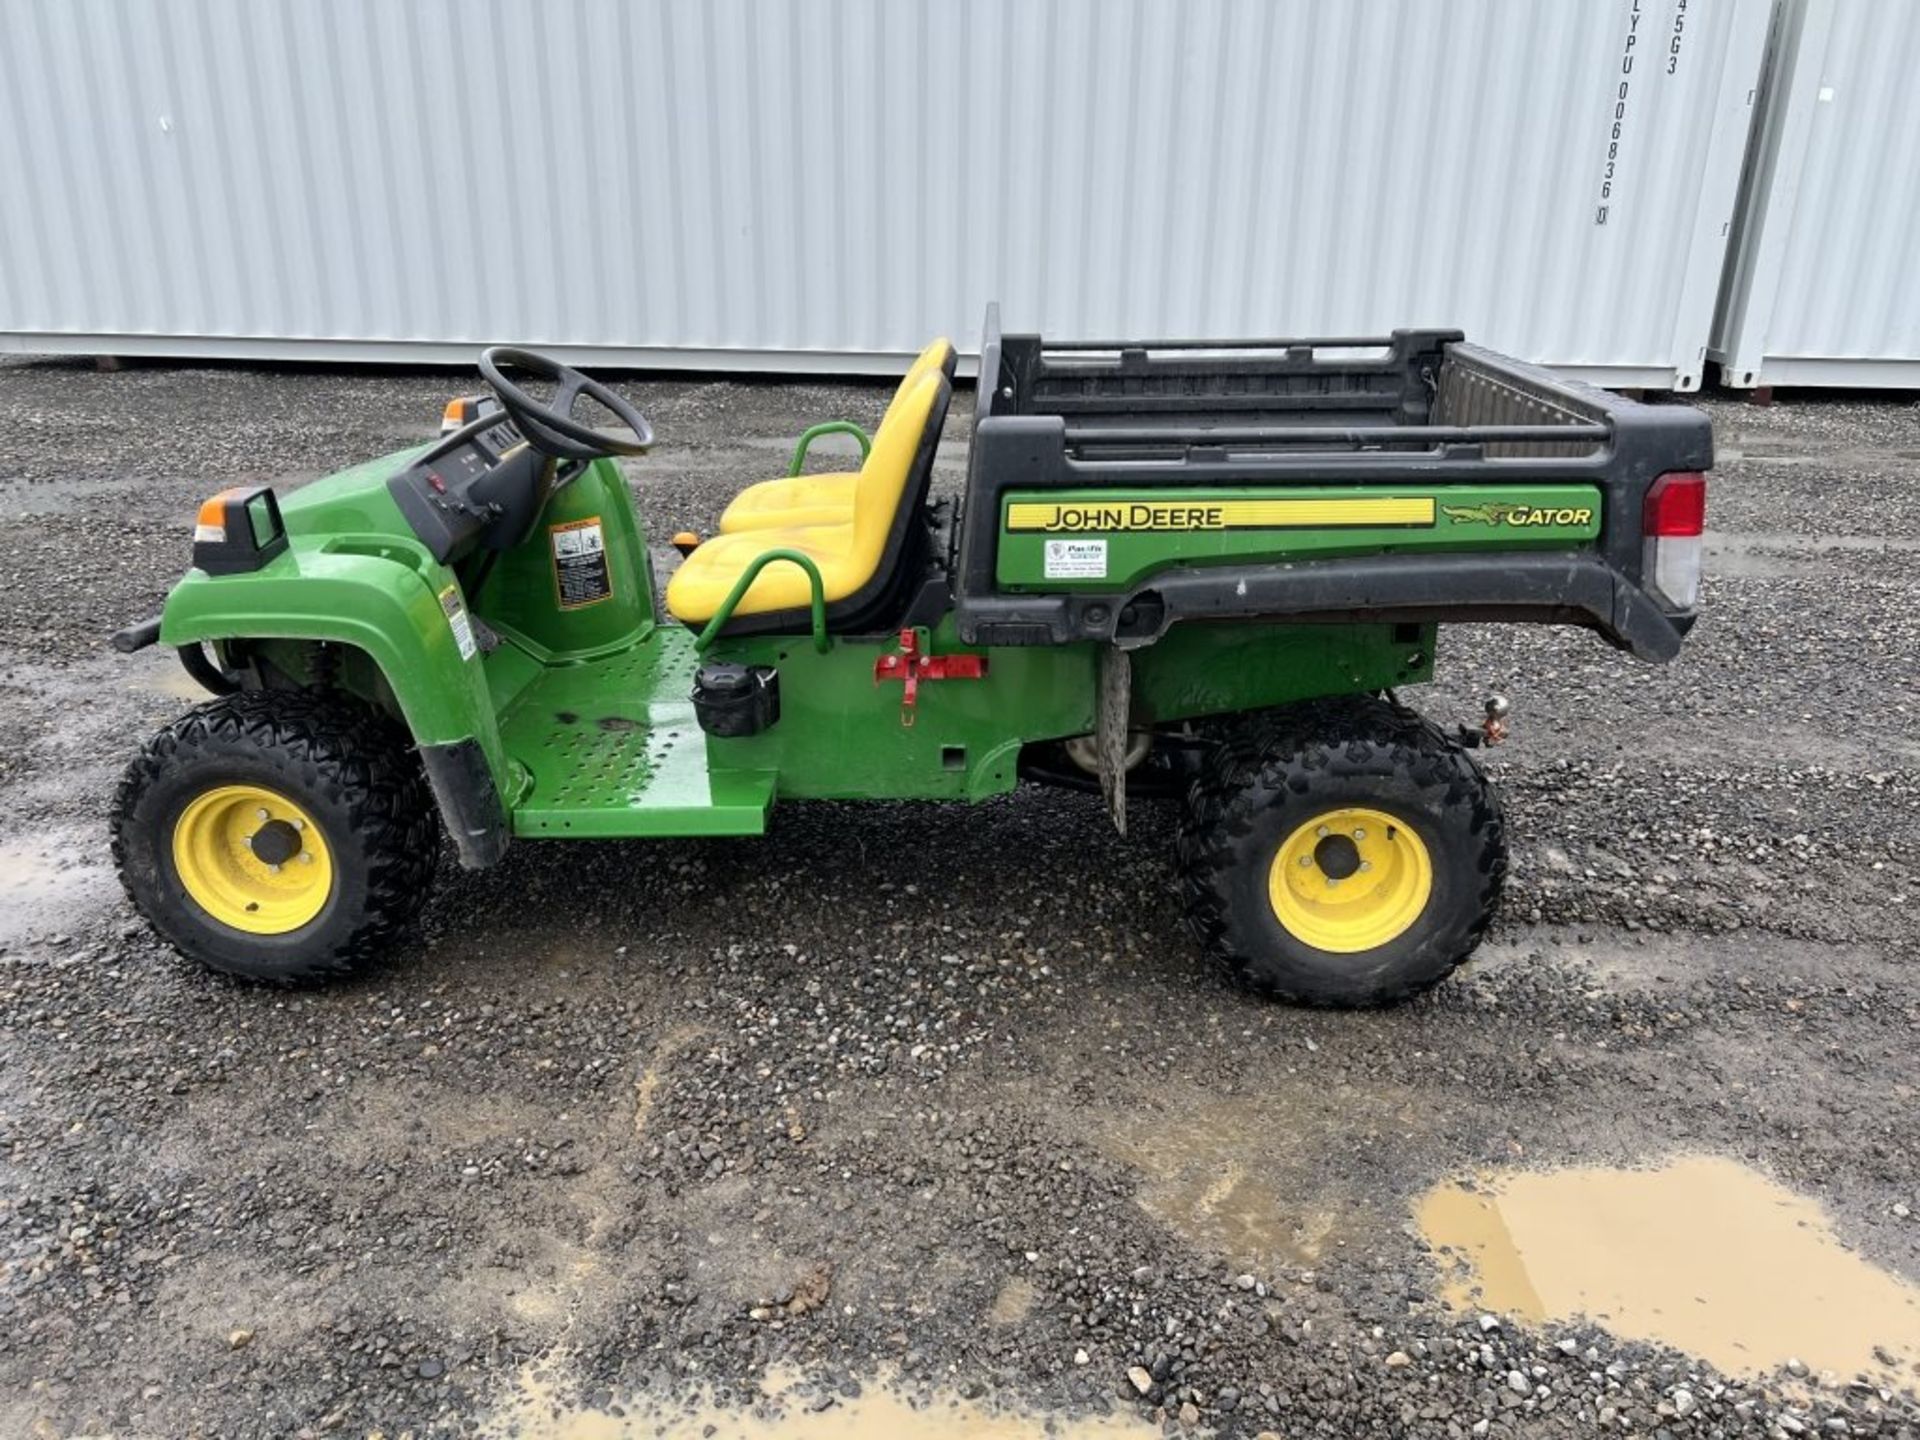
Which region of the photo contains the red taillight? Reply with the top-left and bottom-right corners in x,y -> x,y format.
1643,471 -> 1706,537
1641,471 -> 1706,612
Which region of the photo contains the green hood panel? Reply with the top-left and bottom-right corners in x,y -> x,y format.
274,443 -> 431,536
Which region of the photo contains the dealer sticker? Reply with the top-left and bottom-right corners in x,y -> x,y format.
438,584 -> 477,661
1043,538 -> 1107,579
550,516 -> 613,609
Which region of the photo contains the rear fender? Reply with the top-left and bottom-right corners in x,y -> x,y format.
158,539 -> 511,867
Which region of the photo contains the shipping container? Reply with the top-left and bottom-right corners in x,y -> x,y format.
1710,0 -> 1920,389
0,0 -> 1769,388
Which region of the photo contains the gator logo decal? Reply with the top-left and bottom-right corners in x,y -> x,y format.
1442,501 -> 1596,529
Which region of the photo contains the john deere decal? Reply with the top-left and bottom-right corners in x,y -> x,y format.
1007,497 -> 1436,533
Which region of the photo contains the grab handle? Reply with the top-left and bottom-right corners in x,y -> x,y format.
693,548 -> 830,655
788,421 -> 872,476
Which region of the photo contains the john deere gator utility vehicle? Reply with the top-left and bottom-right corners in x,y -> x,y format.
110,307 -> 1710,1006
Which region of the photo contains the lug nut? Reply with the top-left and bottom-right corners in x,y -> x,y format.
1316,825 -> 1330,838
256,807 -> 270,820
1353,828 -> 1367,840
299,853 -> 314,865
1360,861 -> 1373,873
1298,855 -> 1312,868
269,863 -> 282,874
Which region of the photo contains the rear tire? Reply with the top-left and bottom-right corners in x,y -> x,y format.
112,690 -> 439,983
1176,696 -> 1505,1007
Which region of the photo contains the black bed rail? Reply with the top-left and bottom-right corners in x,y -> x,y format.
1061,422 -> 1611,450
995,326 -> 1461,429
1037,335 -> 1406,354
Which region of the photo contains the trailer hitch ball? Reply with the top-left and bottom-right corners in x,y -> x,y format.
1483,694 -> 1511,746
1455,695 -> 1512,750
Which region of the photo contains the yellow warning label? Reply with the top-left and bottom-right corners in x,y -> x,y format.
549,515 -> 612,609
1005,497 -> 1437,533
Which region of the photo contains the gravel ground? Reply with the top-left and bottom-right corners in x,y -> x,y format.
0,356 -> 1917,1439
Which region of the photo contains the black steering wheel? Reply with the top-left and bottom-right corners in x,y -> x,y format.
478,347 -> 655,461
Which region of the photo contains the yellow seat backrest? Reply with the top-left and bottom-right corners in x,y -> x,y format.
877,338 -> 954,430
850,369 -> 944,561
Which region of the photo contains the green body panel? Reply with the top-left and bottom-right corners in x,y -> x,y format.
153,432 -> 1440,844
160,453 -> 660,812
470,459 -> 659,658
704,618 -> 1095,801
160,444 -> 511,788
495,626 -> 774,837
1128,622 -> 1434,723
995,483 -> 1604,589
276,445 -> 431,529
698,617 -> 1430,802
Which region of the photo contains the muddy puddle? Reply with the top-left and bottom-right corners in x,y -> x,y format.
1122,1152 -> 1334,1267
1101,1098 -> 1353,1268
480,1362 -> 1154,1439
0,833 -> 114,948
122,651 -> 215,702
1419,1155 -> 1920,1381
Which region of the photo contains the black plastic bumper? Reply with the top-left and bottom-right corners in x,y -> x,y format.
955,552 -> 1693,662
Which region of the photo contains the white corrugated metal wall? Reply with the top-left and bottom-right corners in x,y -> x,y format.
0,0 -> 1769,388
1710,0 -> 1920,389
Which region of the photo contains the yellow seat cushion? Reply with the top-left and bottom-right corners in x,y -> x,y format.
716,471 -> 860,532
716,336 -> 954,534
664,523 -> 862,621
666,369 -> 943,626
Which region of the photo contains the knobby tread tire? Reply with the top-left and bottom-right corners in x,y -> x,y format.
1175,695 -> 1506,1008
111,690 -> 439,983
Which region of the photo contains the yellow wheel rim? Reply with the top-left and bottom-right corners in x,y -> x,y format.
170,784 -> 334,934
1268,806 -> 1433,954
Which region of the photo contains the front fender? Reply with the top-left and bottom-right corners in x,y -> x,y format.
159,537 -> 512,866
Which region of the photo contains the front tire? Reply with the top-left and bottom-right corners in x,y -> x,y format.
112,691 -> 439,983
1176,696 -> 1505,1007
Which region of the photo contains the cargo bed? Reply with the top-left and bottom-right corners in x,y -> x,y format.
952,309 -> 1712,660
